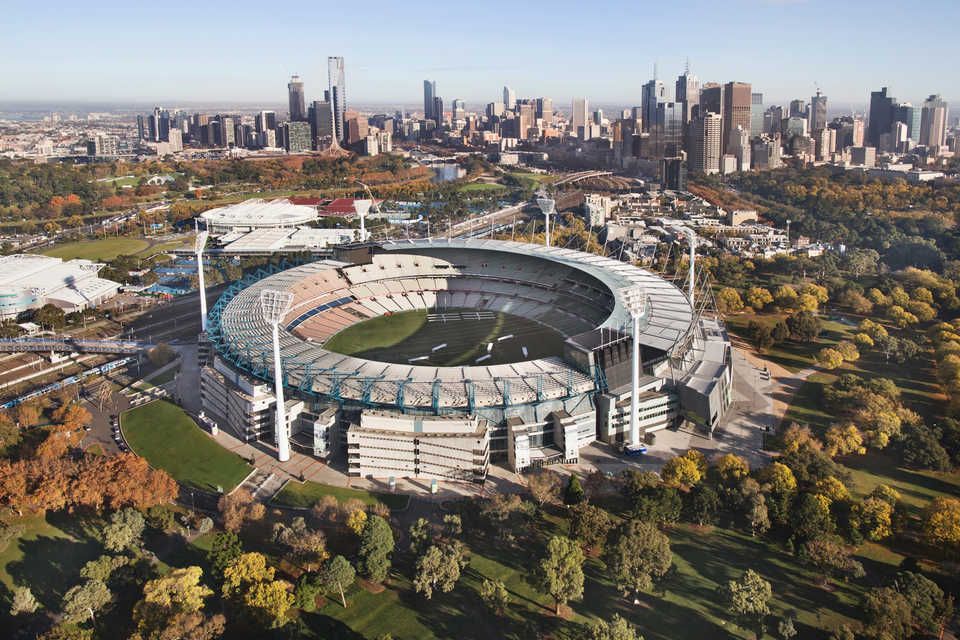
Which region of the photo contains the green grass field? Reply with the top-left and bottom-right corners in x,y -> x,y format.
42,237 -> 150,261
322,308 -> 566,366
271,481 -> 409,511
458,182 -> 508,193
122,400 -> 252,492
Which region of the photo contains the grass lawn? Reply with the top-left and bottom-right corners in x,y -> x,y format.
122,400 -> 252,492
139,235 -> 195,256
147,366 -> 179,386
271,480 -> 409,511
41,236 -> 150,261
458,182 -> 508,193
845,451 -> 960,513
726,312 -> 855,373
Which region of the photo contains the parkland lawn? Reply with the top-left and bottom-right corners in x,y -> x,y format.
122,400 -> 251,492
272,480 -> 409,511
41,236 -> 150,261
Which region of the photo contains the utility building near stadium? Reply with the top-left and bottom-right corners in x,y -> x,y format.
200,238 -> 732,482
0,254 -> 120,319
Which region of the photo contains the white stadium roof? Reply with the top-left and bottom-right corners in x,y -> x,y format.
200,198 -> 319,232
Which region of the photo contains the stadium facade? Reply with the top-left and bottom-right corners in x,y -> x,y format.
0,254 -> 120,319
200,239 -> 732,481
199,198 -> 320,234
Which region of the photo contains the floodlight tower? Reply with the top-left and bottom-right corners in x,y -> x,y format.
195,229 -> 210,332
260,289 -> 294,462
353,199 -> 372,242
621,286 -> 648,449
536,196 -> 556,247
683,227 -> 697,308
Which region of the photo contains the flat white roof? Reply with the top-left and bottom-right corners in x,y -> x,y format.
200,198 -> 318,229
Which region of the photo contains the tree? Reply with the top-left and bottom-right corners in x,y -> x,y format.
273,517 -> 328,568
10,585 -> 39,615
716,287 -> 744,314
102,507 -> 146,552
527,469 -> 563,507
538,535 -> 584,615
479,578 -> 510,616
661,454 -> 702,488
590,613 -> 643,640
893,571 -> 953,636
346,508 -> 368,536
816,347 -> 844,370
133,566 -> 213,636
442,514 -> 463,538
358,515 -> 394,583
319,555 -> 356,608
222,552 -> 275,599
604,520 -> 672,596
207,531 -> 243,581
414,543 -> 466,599
564,474 -> 586,505
711,453 -> 750,489
853,497 -> 894,541
800,537 -> 865,584
243,579 -> 294,628
772,320 -> 791,343
722,569 -> 772,640
790,493 -> 835,541
786,310 -> 821,342
863,586 -> 913,640
218,489 -> 261,533
147,343 -> 176,367
745,287 -> 774,311
568,503 -> 613,551
684,483 -> 720,526
62,579 -> 112,624
408,517 -> 432,553
34,304 -> 66,330
824,423 -> 866,457
777,616 -> 797,640
922,496 -> 960,551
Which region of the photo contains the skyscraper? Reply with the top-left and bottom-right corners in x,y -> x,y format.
641,74 -> 667,133
690,111 -> 722,175
654,101 -> 685,158
308,100 -> 334,149
536,98 -> 553,127
288,75 -> 306,122
327,57 -> 346,144
750,93 -> 764,136
423,80 -> 436,121
722,82 -> 752,155
452,99 -> 466,124
868,87 -> 896,148
571,98 -> 589,137
675,67 -> 700,124
700,84 -> 722,118
810,90 -> 828,133
503,86 -> 516,110
896,103 -> 922,143
920,94 -> 949,148
432,96 -> 444,129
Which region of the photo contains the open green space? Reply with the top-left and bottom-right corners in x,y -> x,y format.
845,451 -> 960,512
41,236 -> 150,261
457,182 -> 508,193
122,400 -> 252,492
726,312 -> 855,374
322,308 -> 566,366
271,480 -> 409,511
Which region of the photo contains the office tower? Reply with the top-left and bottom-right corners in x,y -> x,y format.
280,121 -> 312,152
135,115 -> 146,141
660,157 -> 686,191
654,101 -> 685,158
486,102 -> 504,118
789,99 -> 807,120
762,105 -> 783,135
431,96 -> 443,129
892,121 -> 909,153
785,117 -> 808,138
503,86 -> 516,110
920,94 -> 949,148
536,97 -> 553,126
852,116 -> 865,147
722,82 -> 752,155
751,135 -> 782,170
700,84 -> 722,117
327,56 -> 346,143
851,146 -> 877,167
641,74 -> 667,133
517,101 -> 535,140
868,87 -> 896,148
810,90 -> 827,133
452,99 -> 466,123
288,75 -> 306,122
675,67 -> 700,124
895,103 -> 921,143
255,111 -> 276,134
727,125 -> 751,171
423,80 -> 436,121
750,93 -> 764,136
571,97 -> 589,137
87,135 -> 119,157
690,111 -> 722,174
308,100 -> 334,148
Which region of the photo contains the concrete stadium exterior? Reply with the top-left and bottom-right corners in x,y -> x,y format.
200,239 -> 732,482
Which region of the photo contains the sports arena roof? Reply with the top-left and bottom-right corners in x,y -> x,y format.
210,239 -> 696,410
199,198 -> 319,233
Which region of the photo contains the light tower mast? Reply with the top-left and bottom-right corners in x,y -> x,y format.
260,289 -> 294,462
353,199 -> 372,242
683,227 -> 696,307
195,228 -> 209,332
621,286 -> 648,449
536,196 -> 556,247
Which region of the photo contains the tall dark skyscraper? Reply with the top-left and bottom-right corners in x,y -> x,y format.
722,82 -> 752,155
868,87 -> 896,148
700,83 -> 722,118
641,69 -> 667,132
328,56 -> 346,143
288,75 -> 306,122
423,80 -> 436,122
810,89 -> 828,132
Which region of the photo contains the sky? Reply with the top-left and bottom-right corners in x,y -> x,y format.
2,0 -> 958,109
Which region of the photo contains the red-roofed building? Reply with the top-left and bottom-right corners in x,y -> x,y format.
320,198 -> 382,217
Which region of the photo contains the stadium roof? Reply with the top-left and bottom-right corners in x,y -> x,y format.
199,198 -> 319,231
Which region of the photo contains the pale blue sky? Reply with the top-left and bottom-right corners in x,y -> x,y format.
2,0 -> 957,107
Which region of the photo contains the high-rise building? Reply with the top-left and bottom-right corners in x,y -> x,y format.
503,86 -> 516,110
750,93 -> 764,136
751,135 -> 782,170
920,94 -> 949,149
536,97 -> 553,127
690,111 -> 722,174
810,90 -> 828,133
423,80 -> 436,121
895,103 -> 922,143
517,101 -> 535,140
675,68 -> 700,124
654,101 -> 685,158
280,121 -> 312,153
87,134 -> 119,157
136,115 -> 146,141
722,82 -> 752,155
327,56 -> 346,143
308,100 -> 334,149
641,76 -> 667,133
789,99 -> 808,120
288,75 -> 306,122
868,87 -> 896,148
727,125 -> 751,171
763,105 -> 783,135
255,111 -> 277,134
700,84 -> 722,118
571,97 -> 589,137
452,99 -> 466,124
432,96 -> 444,129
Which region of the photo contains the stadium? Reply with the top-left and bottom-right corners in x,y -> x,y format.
199,238 -> 732,482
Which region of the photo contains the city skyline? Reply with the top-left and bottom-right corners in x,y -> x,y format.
2,0 -> 959,107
